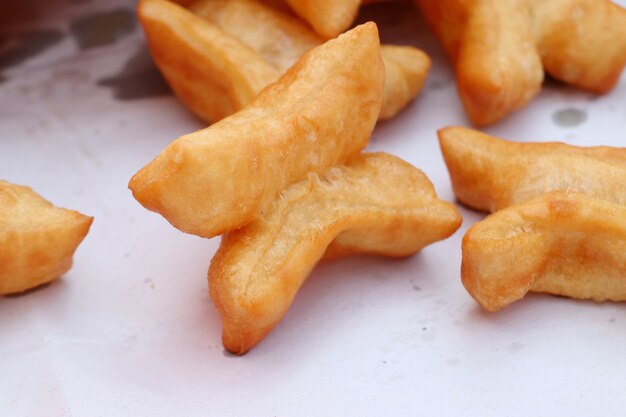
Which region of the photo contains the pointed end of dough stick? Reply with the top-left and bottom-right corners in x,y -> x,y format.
285,0 -> 361,39
378,45 -> 431,120
0,182 -> 94,295
438,126 -> 512,213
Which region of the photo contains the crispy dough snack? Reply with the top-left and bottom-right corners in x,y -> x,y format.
129,23 -> 385,238
139,0 -> 429,123
209,153 -> 462,354
138,0 -> 280,122
0,181 -> 92,295
416,0 -> 626,126
530,0 -> 626,93
462,192 -> 626,311
438,127 -> 626,212
379,45 -> 430,120
192,0 -> 430,121
441,127 -> 626,310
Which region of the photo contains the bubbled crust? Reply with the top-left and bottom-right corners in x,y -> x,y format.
438,126 -> 626,212
209,153 -> 461,354
129,23 -> 385,239
462,192 -> 626,311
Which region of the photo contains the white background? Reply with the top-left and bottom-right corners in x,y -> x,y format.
1,1 -> 625,415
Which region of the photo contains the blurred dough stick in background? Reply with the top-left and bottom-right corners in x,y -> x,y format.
416,0 -> 626,126
281,0 -> 397,38
283,0 -> 361,38
138,0 -> 430,123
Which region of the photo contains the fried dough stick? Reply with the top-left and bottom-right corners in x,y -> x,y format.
417,0 -> 543,126
378,45 -> 430,120
462,192 -> 626,311
438,127 -> 626,212
416,0 -> 626,126
0,181 -> 92,295
191,0 -> 429,121
209,153 -> 462,354
129,23 -> 385,238
530,0 -> 626,93
138,0 -> 280,122
139,0 -> 429,123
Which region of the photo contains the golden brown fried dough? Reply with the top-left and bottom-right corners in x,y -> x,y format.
462,192 -> 626,311
284,0 -> 361,39
189,0 -> 321,73
209,153 -> 462,354
198,0 -> 429,120
530,0 -> 626,93
138,0 -> 280,123
129,23 -> 385,238
141,0 -> 429,123
0,181 -> 93,295
417,0 -> 543,126
416,0 -> 626,126
438,127 -> 626,212
379,45 -> 431,120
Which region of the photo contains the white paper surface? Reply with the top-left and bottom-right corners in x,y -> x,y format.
1,1 -> 626,415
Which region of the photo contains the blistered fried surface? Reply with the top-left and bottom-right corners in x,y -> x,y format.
209,153 -> 462,354
416,0 -> 626,126
0,181 -> 93,295
438,127 -> 626,212
462,192 -> 626,311
144,0 -> 428,123
129,23 -> 384,238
